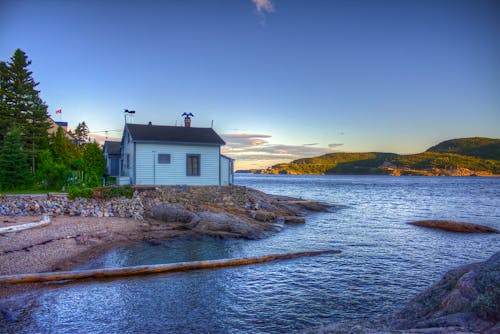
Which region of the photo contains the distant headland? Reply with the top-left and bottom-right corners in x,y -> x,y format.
237,137 -> 500,176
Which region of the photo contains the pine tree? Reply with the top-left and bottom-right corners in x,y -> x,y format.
0,61 -> 13,144
0,128 -> 31,190
1,49 -> 50,172
74,121 -> 90,146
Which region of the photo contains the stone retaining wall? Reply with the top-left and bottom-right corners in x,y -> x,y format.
0,186 -> 265,221
0,193 -> 145,220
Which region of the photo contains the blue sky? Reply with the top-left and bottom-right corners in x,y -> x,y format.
1,0 -> 499,169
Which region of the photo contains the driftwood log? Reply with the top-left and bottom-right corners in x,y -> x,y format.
0,249 -> 341,284
0,215 -> 51,235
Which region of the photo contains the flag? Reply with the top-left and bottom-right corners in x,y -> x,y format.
56,109 -> 62,114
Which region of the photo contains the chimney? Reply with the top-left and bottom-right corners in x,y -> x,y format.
182,112 -> 194,127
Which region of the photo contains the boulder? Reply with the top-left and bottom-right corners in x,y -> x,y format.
146,203 -> 195,223
408,220 -> 499,233
190,211 -> 276,239
392,251 -> 500,332
310,252 -> 500,333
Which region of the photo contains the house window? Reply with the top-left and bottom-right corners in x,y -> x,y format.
158,154 -> 171,164
186,154 -> 200,176
126,154 -> 130,169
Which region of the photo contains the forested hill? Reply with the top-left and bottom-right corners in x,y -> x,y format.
426,137 -> 500,160
253,137 -> 500,176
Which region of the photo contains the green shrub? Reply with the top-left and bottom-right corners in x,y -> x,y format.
100,186 -> 134,199
68,187 -> 94,199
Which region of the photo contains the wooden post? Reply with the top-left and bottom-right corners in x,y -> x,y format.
0,249 -> 341,284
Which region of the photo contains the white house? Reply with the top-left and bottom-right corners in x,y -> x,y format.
118,120 -> 234,186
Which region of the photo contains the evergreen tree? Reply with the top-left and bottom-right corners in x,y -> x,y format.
51,126 -> 79,167
0,128 -> 32,190
74,121 -> 90,146
0,61 -> 13,144
81,141 -> 106,187
0,49 -> 50,172
35,126 -> 80,189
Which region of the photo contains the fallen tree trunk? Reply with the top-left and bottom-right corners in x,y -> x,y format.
0,215 -> 51,235
0,249 -> 341,284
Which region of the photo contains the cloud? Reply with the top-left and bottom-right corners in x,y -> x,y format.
251,0 -> 274,15
89,133 -> 121,145
222,133 -> 271,148
222,132 -> 346,169
223,133 -> 271,138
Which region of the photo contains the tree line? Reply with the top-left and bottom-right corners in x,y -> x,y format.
0,49 -> 106,191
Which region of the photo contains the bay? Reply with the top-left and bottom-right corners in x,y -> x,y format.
3,175 -> 499,333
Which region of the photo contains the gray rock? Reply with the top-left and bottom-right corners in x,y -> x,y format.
190,211 -> 273,239
393,251 -> 499,332
146,203 -> 195,223
300,201 -> 331,211
249,210 -> 277,222
311,252 -> 500,334
413,312 -> 492,331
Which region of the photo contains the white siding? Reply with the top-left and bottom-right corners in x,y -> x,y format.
135,143 -> 220,186
121,129 -> 135,184
220,156 -> 230,185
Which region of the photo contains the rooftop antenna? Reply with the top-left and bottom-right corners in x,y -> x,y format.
124,109 -> 136,123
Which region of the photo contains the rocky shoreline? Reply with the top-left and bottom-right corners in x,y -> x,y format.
1,186 -> 498,332
0,186 -> 331,300
311,251 -> 499,334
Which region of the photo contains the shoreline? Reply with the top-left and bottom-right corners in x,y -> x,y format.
0,216 -> 196,300
0,186 -> 330,300
237,171 -> 500,177
0,183 -> 498,332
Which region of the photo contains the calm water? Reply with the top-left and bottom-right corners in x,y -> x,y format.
3,175 -> 500,333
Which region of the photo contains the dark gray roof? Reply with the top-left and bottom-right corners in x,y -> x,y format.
104,140 -> 121,155
126,123 -> 225,145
